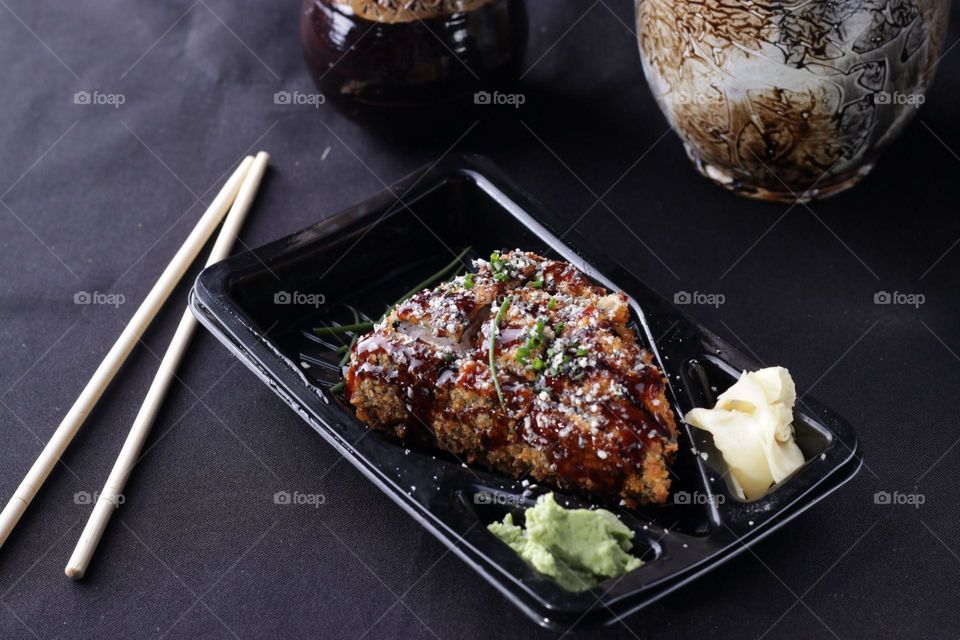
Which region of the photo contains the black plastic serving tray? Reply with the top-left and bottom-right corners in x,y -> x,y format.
189,155 -> 861,630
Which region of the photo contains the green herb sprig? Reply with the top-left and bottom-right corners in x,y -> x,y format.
393,246 -> 472,310
490,295 -> 513,409
339,305 -> 362,368
321,247 -> 473,394
313,246 -> 472,338
313,321 -> 375,336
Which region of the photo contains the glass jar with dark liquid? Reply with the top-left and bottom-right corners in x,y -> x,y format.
300,0 -> 527,111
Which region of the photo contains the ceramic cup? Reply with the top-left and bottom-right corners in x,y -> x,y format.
636,0 -> 950,202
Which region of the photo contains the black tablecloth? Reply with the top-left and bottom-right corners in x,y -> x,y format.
1,2 -> 958,638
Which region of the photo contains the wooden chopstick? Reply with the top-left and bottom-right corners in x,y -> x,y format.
0,156 -> 255,552
64,151 -> 270,580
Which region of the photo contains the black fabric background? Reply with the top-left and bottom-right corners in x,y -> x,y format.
1,2 -> 958,639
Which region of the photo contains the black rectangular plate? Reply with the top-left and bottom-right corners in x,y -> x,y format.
189,155 -> 861,630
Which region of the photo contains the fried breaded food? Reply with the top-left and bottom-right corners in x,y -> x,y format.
345,250 -> 678,505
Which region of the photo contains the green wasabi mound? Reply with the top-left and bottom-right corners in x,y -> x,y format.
487,492 -> 643,592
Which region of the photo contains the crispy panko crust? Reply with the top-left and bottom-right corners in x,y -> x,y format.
345,250 -> 678,505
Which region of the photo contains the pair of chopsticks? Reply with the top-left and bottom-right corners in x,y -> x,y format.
0,151 -> 271,579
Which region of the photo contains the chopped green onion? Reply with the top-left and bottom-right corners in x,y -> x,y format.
532,358 -> 545,371
464,273 -> 475,289
490,296 -> 512,409
547,297 -> 557,310
530,277 -> 543,289
515,344 -> 531,363
576,347 -> 588,357
489,250 -> 509,282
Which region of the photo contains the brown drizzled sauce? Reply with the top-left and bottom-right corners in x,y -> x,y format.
345,253 -> 676,500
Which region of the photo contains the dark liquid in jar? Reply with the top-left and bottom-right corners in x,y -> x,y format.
300,0 -> 527,109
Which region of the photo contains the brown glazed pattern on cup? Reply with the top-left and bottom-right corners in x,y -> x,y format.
636,0 -> 950,201
327,0 -> 494,23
